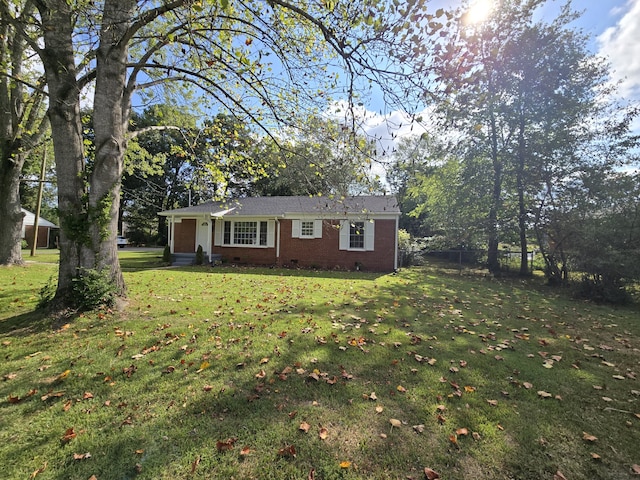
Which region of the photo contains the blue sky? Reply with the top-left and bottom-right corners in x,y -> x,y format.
359,0 -> 640,156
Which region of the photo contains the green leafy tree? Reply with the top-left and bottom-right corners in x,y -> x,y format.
0,1 -> 49,264
251,117 -> 380,196
2,0 -> 440,308
428,0 -> 638,276
122,106 -> 258,244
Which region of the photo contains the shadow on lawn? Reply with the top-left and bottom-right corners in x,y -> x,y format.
166,264 -> 387,281
0,309 -> 84,336
3,263 -> 637,480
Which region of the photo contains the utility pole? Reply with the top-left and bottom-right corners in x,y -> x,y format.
30,144 -> 47,257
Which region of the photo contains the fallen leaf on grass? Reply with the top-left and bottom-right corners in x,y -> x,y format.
456,427 -> 469,436
339,461 -> 351,469
538,391 -> 553,399
389,418 -> 402,428
73,452 -> 91,460
216,438 -> 236,452
632,464 -> 640,474
277,445 -> 296,458
397,385 -> 407,393
375,405 -> 384,413
41,391 -> 65,401
61,427 -> 77,444
590,452 -> 601,460
240,446 -> 252,456
424,467 -> 440,479
582,432 -> 597,442
299,422 -> 311,433
413,424 -> 425,433
191,456 -> 200,474
487,399 -> 498,406
554,471 -> 568,480
30,462 -> 47,479
319,427 -> 329,440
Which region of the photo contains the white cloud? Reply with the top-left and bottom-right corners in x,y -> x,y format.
325,100 -> 429,157
598,0 -> 640,98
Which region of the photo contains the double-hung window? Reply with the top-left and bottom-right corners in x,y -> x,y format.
291,219 -> 322,239
349,221 -> 365,249
300,221 -> 315,237
339,219 -> 374,251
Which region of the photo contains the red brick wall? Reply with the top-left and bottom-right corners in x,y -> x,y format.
278,219 -> 396,272
182,218 -> 397,271
24,226 -> 52,248
173,219 -> 196,253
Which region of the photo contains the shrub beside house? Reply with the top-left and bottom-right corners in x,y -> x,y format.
158,195 -> 401,271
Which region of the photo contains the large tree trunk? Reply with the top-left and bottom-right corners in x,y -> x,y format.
88,0 -> 137,294
0,154 -> 26,265
39,2 -> 92,300
516,111 -> 530,276
37,0 -> 135,305
486,109 -> 502,275
0,7 -> 43,266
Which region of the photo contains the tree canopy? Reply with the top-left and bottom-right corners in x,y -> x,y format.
1,0 -> 442,308
392,0 -> 639,292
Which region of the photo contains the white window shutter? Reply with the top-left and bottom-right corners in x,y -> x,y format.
314,219 -> 322,239
291,219 -> 301,238
365,220 -> 375,251
267,220 -> 275,247
214,219 -> 223,246
339,220 -> 349,250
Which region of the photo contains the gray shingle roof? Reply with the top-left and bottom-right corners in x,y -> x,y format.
158,195 -> 400,217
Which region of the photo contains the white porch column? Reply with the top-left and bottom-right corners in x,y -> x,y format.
169,216 -> 175,253
208,215 -> 212,263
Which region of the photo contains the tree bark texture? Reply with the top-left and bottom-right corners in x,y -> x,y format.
0,154 -> 26,265
38,1 -> 92,297
88,0 -> 137,293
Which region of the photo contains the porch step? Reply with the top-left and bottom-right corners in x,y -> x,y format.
171,253 -> 197,266
171,253 -> 222,266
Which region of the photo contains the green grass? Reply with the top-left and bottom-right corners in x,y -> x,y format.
1,255 -> 639,479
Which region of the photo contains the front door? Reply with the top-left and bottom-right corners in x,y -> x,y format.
195,219 -> 210,254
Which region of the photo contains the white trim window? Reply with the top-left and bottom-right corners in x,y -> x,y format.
291,219 -> 323,239
349,221 -> 365,249
339,219 -> 375,251
215,219 -> 275,247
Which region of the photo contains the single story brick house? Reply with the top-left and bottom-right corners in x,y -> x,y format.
158,195 -> 401,271
22,209 -> 59,249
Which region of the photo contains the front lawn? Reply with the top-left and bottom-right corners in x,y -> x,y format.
1,257 -> 638,479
